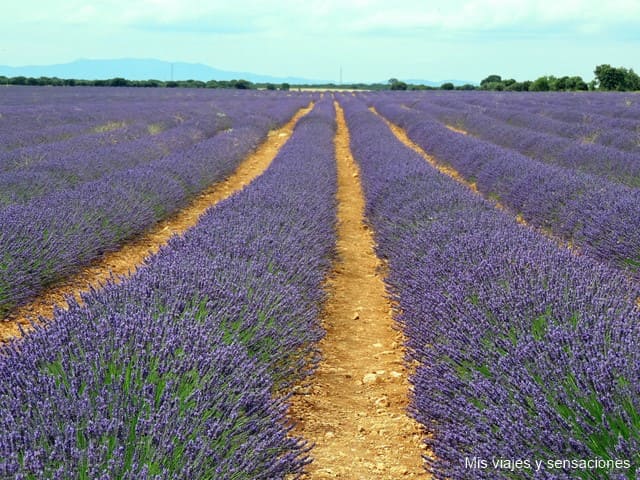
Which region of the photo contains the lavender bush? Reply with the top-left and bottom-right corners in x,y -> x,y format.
0,89 -> 312,203
0,99 -> 337,478
398,93 -> 640,187
369,95 -> 640,278
0,89 -> 313,316
341,95 -> 640,479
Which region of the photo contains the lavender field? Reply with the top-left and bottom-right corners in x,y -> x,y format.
1,88 -> 638,479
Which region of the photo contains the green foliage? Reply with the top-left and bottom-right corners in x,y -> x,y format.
409,84 -> 437,91
230,79 -> 251,89
505,81 -> 528,91
388,78 -> 408,90
595,64 -> 625,90
109,77 -> 128,87
564,76 -> 588,91
280,82 -> 290,91
594,64 -> 640,91
530,76 -> 551,91
440,82 -> 454,90
9,76 -> 27,85
624,69 -> 640,91
479,72 -> 589,92
481,74 -> 502,86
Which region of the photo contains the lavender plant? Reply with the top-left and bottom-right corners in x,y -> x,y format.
0,99 -> 337,478
0,89 -> 313,316
369,95 -> 640,278
341,95 -> 640,480
397,93 -> 640,187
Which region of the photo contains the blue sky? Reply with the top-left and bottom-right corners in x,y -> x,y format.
1,0 -> 639,83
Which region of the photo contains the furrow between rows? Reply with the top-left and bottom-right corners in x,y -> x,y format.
288,100 -> 428,479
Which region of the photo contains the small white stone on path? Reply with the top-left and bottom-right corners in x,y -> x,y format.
362,373 -> 378,384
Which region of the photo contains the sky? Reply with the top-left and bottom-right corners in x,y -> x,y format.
1,0 -> 639,83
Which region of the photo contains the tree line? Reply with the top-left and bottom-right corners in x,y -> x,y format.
0,76 -> 292,90
1,64 -> 637,91
475,64 -> 639,92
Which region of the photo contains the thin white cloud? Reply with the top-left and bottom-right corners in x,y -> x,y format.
4,0 -> 640,35
344,0 -> 640,33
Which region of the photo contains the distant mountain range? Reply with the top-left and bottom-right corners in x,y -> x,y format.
0,58 -> 327,84
0,58 -> 476,86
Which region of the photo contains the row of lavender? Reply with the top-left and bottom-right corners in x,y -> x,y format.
0,90 -> 308,206
424,91 -> 640,136
340,96 -> 640,479
451,91 -> 640,129
456,95 -> 640,154
368,95 -> 640,278
0,90 -> 312,316
0,87 -> 145,150
1,89 -> 184,154
0,87 -> 272,151
400,92 -> 640,186
0,100 -> 337,478
0,112 -> 216,206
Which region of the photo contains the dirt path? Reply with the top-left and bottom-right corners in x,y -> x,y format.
445,124 -> 469,135
287,101 -> 429,479
0,103 -> 314,343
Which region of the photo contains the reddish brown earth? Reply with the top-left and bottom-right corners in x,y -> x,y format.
0,103 -> 314,343
287,101 -> 430,479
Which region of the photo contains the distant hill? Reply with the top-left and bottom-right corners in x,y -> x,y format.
0,58 -> 327,84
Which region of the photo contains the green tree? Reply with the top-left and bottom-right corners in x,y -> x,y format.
565,76 -> 588,91
109,77 -> 129,87
280,82 -> 290,91
554,76 -> 569,91
10,76 -> 27,85
480,74 -> 502,87
594,64 -> 626,90
624,69 -> 640,91
506,81 -> 528,91
440,82 -> 454,90
530,76 -> 550,91
388,78 -> 408,90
